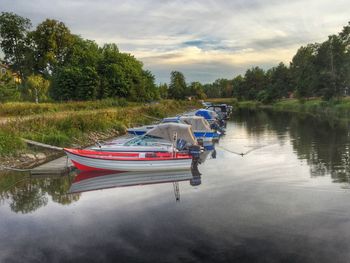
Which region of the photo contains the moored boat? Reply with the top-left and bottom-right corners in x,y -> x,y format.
127,115 -> 220,140
65,148 -> 193,172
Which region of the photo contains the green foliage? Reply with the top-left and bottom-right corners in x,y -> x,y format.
189,82 -> 206,99
204,78 -> 233,98
0,12 -> 32,79
168,71 -> 187,99
204,22 -> 350,103
23,74 -> 50,102
0,73 -> 20,102
0,130 -> 26,156
158,83 -> 168,99
32,19 -> 74,74
0,13 -> 159,103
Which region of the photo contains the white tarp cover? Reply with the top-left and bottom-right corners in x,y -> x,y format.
146,123 -> 196,144
179,116 -> 211,131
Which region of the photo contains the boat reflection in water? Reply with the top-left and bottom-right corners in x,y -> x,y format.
68,166 -> 202,202
68,148 -> 216,201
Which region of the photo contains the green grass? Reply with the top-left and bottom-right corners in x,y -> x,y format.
0,98 -> 130,117
232,98 -> 350,127
0,100 -> 200,156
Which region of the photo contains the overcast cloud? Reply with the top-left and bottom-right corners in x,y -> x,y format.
1,0 -> 349,83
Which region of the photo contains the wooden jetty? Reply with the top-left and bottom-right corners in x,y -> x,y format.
30,156 -> 73,176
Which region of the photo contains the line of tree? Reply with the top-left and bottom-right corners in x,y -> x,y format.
1,12 -> 349,103
202,21 -> 350,102
160,71 -> 207,100
0,12 -> 159,102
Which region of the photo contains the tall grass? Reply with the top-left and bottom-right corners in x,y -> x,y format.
0,98 -> 129,117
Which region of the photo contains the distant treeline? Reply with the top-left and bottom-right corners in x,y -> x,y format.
0,12 -> 349,103
201,21 -> 350,102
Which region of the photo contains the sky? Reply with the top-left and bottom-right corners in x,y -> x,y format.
1,0 -> 349,83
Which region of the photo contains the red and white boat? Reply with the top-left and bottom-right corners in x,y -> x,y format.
64,148 -> 193,172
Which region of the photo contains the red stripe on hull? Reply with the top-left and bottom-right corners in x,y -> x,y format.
71,160 -> 122,172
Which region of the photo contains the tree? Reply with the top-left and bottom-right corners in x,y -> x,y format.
0,72 -> 20,102
261,62 -> 293,103
290,44 -> 318,99
168,71 -> 187,99
242,67 -> 267,100
231,75 -> 244,99
0,12 -> 32,79
315,35 -> 348,99
189,81 -> 206,99
32,19 -> 74,74
23,74 -> 50,103
50,66 -> 80,100
159,83 -> 168,99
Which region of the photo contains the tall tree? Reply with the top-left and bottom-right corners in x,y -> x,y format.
290,44 -> 318,98
262,62 -> 293,103
32,19 -> 74,74
168,71 -> 187,99
231,75 -> 244,99
315,35 -> 347,99
243,67 -> 267,100
0,12 -> 32,79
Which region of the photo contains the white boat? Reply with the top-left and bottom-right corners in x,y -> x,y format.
64,148 -> 193,172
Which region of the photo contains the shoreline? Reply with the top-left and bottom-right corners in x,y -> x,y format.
210,98 -> 350,128
0,100 -> 200,172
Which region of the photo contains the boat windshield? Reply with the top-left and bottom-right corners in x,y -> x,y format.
124,136 -> 171,146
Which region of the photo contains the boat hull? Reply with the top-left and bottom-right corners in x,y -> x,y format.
65,149 -> 192,172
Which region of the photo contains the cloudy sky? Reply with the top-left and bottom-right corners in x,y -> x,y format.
1,0 -> 349,83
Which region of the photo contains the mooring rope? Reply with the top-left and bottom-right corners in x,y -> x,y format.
217,142 -> 279,156
2,167 -> 32,172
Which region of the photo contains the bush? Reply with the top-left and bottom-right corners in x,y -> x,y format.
0,130 -> 26,156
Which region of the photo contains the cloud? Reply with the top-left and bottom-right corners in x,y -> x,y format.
1,0 -> 349,83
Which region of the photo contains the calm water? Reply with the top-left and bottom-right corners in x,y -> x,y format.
1,110 -> 350,263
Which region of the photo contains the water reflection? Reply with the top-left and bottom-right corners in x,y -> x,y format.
0,172 -> 80,214
0,150 -> 214,212
69,167 -> 202,202
235,109 -> 350,183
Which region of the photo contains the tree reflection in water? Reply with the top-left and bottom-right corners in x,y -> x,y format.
235,109 -> 350,183
0,171 -> 80,214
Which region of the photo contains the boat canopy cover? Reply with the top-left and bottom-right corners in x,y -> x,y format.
146,123 -> 196,144
195,109 -> 218,120
179,116 -> 211,131
161,117 -> 180,123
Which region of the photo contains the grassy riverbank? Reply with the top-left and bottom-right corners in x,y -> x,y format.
220,98 -> 350,127
0,100 -> 199,162
238,98 -> 349,117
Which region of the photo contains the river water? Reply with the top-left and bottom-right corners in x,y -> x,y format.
1,109 -> 350,263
